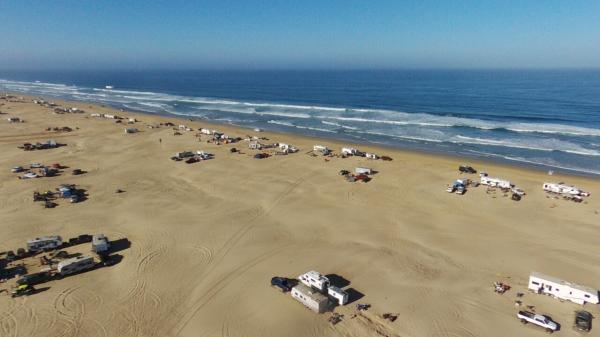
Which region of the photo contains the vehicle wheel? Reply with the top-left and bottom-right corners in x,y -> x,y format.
520,319 -> 527,324
545,328 -> 553,334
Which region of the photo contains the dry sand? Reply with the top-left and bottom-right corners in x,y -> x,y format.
1,94 -> 600,337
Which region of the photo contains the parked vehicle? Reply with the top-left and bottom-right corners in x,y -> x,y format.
16,271 -> 52,286
271,276 -> 292,292
459,165 -> 477,174
27,236 -> 62,252
72,168 -> 83,175
517,310 -> 558,333
57,255 -> 95,276
11,166 -> 25,173
30,162 -> 44,169
11,284 -> 35,298
574,310 -> 592,332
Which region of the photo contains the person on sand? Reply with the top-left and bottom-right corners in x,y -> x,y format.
159,138 -> 162,144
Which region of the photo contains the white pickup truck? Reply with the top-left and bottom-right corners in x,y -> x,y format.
517,310 -> 559,333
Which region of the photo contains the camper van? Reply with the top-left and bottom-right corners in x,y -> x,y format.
57,256 -> 95,276
291,283 -> 329,313
27,236 -> 62,252
327,285 -> 348,305
298,270 -> 330,292
92,234 -> 110,253
528,272 -> 599,305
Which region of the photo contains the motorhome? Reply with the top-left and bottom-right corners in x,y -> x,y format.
298,270 -> 330,292
543,182 -> 589,196
327,285 -> 348,305
480,173 -> 512,189
57,256 -> 95,276
528,272 -> 599,305
92,234 -> 110,253
27,236 -> 62,252
291,283 -> 329,313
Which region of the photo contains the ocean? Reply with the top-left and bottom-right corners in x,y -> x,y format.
1,70 -> 599,176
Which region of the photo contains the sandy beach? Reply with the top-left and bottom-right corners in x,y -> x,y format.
1,93 -> 600,337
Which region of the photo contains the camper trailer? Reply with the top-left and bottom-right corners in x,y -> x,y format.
355,167 -> 373,175
291,283 -> 329,313
175,151 -> 195,159
27,236 -> 62,252
298,270 -> 330,292
327,285 -> 348,306
528,272 -> 599,305
313,145 -> 331,155
341,147 -> 358,156
543,183 -> 589,196
92,234 -> 110,253
480,173 -> 512,189
279,143 -> 298,153
124,128 -> 138,134
57,256 -> 95,276
249,141 -> 262,150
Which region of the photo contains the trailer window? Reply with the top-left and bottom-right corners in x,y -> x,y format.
584,295 -> 590,298
531,281 -> 539,285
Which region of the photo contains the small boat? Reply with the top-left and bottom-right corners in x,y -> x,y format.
105,85 -> 114,89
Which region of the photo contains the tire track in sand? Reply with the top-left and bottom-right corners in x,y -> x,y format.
169,173 -> 310,336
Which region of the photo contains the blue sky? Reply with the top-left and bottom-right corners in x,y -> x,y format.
1,0 -> 599,70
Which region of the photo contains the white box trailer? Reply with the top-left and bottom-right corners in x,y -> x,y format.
355,167 -> 373,175
27,236 -> 62,252
341,147 -> 358,156
291,283 -> 329,313
327,285 -> 348,305
528,272 -> 599,305
92,234 -> 110,253
57,256 -> 96,275
299,270 -> 330,292
543,182 -> 589,196
480,174 -> 512,189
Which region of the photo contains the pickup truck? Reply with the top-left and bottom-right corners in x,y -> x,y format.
517,310 -> 559,333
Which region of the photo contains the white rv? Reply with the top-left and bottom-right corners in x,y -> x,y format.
355,167 -> 373,175
200,128 -> 214,135
57,256 -> 95,276
92,234 -> 110,253
365,153 -> 379,160
313,145 -> 330,155
341,147 -> 357,156
480,173 -> 512,189
249,141 -> 262,150
299,270 -> 330,292
327,285 -> 348,305
528,272 -> 599,305
27,236 -> 62,252
543,182 -> 589,196
291,283 -> 329,313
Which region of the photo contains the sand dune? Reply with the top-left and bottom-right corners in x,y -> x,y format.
1,94 -> 600,337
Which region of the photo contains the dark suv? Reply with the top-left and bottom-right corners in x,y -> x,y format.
575,310 -> 592,332
271,277 -> 292,292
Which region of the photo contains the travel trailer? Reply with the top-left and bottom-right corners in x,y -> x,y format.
341,147 -> 358,156
57,256 -> 95,276
543,182 -> 589,196
92,234 -> 110,253
27,236 -> 62,252
355,167 -> 373,175
291,283 -> 329,313
313,145 -> 331,155
528,272 -> 599,305
480,173 -> 512,189
327,285 -> 348,305
299,270 -> 330,292
249,141 -> 262,150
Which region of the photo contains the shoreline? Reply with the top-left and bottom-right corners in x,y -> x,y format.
3,90 -> 599,180
2,91 -> 600,337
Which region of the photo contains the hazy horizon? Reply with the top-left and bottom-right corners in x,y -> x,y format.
1,1 -> 599,70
